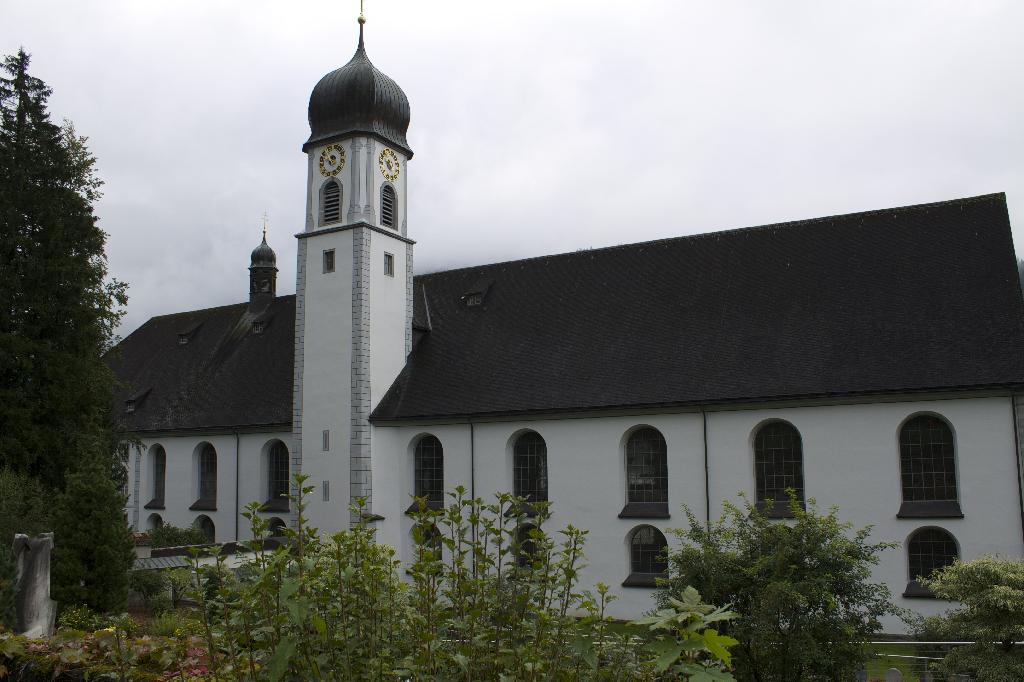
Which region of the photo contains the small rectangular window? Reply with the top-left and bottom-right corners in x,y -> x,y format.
384,252 -> 394,277
322,429 -> 330,451
465,293 -> 483,307
252,320 -> 265,335
125,400 -> 136,414
323,249 -> 335,274
322,480 -> 330,502
177,334 -> 189,345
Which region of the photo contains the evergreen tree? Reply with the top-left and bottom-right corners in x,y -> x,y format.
0,50 -> 132,613
0,49 -> 127,492
50,458 -> 135,613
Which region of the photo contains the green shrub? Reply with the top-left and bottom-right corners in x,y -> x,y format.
165,479 -> 737,680
659,494 -> 897,682
128,569 -> 171,614
57,603 -> 104,632
917,555 -> 1024,681
145,609 -> 203,638
150,523 -> 207,549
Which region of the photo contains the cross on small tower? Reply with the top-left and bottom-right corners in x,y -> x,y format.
359,0 -> 366,24
261,210 -> 269,241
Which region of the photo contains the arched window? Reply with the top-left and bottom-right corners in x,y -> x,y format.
905,527 -> 959,598
898,415 -> 961,518
411,435 -> 444,511
195,515 -> 215,543
268,517 -> 287,537
513,432 -> 548,507
753,421 -> 804,517
380,184 -> 396,228
623,525 -> 669,587
145,445 -> 166,509
621,427 -> 669,518
265,441 -> 290,511
145,513 -> 163,531
191,443 -> 217,510
321,180 -> 341,225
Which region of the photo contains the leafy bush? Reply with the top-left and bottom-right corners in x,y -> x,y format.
172,478 -> 739,680
56,603 -> 105,632
145,609 -> 204,638
150,523 -> 207,549
659,494 -> 897,682
917,555 -> 1024,681
129,569 -> 171,614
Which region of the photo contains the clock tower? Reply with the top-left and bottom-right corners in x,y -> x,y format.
293,14 -> 414,530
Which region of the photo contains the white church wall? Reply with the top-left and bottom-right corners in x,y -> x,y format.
373,393 -> 1024,632
126,431 -> 292,543
705,395 -> 1022,631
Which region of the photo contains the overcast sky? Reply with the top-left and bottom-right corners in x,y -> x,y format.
4,0 -> 1024,337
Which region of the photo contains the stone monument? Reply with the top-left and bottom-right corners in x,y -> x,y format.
12,533 -> 56,638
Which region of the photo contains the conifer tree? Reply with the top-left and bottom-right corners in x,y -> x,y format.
50,458 -> 135,613
0,50 -> 132,612
0,49 -> 127,491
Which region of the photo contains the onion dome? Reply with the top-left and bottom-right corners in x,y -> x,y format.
304,20 -> 412,157
250,233 -> 277,269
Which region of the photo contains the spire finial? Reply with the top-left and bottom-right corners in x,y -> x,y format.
261,210 -> 268,242
358,0 -> 366,47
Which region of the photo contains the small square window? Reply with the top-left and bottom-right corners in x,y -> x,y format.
322,429 -> 330,451
384,252 -> 395,277
323,249 -> 335,274
252,321 -> 265,335
125,400 -> 136,414
177,334 -> 189,345
465,293 -> 483,307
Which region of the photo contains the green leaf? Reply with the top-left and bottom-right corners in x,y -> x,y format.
267,637 -> 296,682
702,628 -> 738,665
649,638 -> 684,672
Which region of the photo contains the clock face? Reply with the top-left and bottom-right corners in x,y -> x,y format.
378,148 -> 400,182
319,144 -> 346,177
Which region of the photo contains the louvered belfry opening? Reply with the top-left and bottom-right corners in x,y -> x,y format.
381,184 -> 396,228
321,180 -> 341,225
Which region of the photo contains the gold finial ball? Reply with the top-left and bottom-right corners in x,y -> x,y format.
358,14 -> 366,24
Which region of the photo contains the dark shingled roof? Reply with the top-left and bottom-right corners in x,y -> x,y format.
109,296 -> 295,433
372,193 -> 1024,422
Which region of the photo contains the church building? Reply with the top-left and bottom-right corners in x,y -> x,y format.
110,17 -> 1024,630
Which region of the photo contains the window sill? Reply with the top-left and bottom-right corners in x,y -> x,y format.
260,499 -> 290,513
405,499 -> 445,515
618,502 -> 670,519
897,500 -> 963,519
902,580 -> 937,599
189,500 -> 217,511
143,500 -> 165,510
756,500 -> 804,518
622,573 -> 667,588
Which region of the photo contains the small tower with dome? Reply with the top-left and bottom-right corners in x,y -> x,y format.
294,11 -> 415,531
249,230 -> 278,308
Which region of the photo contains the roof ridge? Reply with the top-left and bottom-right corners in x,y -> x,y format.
415,192 -> 1006,280
145,295 -> 296,322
